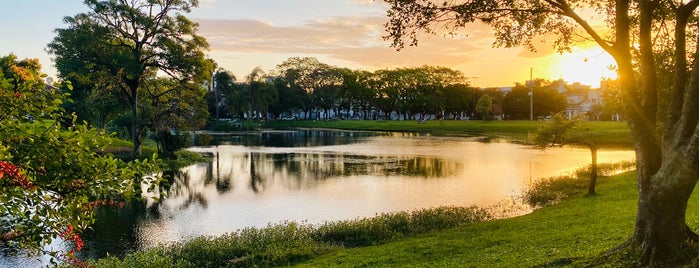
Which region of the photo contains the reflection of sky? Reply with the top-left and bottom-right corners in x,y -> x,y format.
134,135 -> 635,249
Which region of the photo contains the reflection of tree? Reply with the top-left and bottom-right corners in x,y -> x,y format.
212,130 -> 382,147
167,170 -> 209,209
77,200 -> 147,260
164,151 -> 460,198
343,155 -> 457,178
249,152 -> 265,193
206,152 -> 233,194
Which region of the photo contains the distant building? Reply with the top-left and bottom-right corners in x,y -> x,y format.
550,79 -> 603,119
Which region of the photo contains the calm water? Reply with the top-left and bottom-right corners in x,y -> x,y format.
2,129 -> 635,265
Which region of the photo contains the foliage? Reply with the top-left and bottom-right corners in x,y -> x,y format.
48,0 -> 213,157
0,54 -> 159,261
91,206 -> 491,267
533,113 -> 579,148
314,206 -> 491,248
600,78 -> 624,121
535,112 -> 604,195
139,78 -> 209,157
524,161 -> 636,207
442,83 -> 472,119
502,80 -> 567,120
475,94 -> 493,120
160,149 -> 209,171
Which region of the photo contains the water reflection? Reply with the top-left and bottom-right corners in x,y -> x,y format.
73,130 -> 634,260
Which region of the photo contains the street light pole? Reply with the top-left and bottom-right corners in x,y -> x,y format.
529,67 -> 534,121
470,76 -> 478,119
213,71 -> 219,120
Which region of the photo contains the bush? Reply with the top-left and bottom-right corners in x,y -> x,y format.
524,161 -> 636,207
313,206 -> 492,248
91,206 -> 492,267
205,120 -> 257,131
195,133 -> 214,146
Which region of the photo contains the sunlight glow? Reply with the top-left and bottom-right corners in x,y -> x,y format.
550,46 -> 618,88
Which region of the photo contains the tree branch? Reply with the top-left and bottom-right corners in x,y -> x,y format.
554,0 -> 615,56
668,1 -> 699,141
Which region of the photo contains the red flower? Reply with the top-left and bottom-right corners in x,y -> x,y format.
0,161 -> 34,189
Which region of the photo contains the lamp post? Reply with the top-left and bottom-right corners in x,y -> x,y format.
213,71 -> 219,120
529,67 -> 534,121
470,76 -> 478,119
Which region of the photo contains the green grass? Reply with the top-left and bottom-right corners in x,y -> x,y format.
264,120 -> 633,148
295,172 -> 699,267
296,172 -> 635,267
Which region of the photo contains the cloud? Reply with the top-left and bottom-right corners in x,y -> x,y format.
348,0 -> 379,6
196,16 -> 496,71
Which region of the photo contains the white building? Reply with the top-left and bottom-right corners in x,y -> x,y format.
551,80 -> 603,119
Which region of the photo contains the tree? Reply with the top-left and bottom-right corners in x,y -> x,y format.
208,69 -> 236,119
277,57 -> 341,119
384,0 -> 699,264
48,0 -> 212,158
503,80 -> 566,120
372,69 -> 402,119
600,78 -> 624,121
243,67 -> 278,120
535,113 -> 599,195
269,76 -> 301,118
0,55 -> 157,262
443,83 -> 472,119
475,94 -> 493,121
350,70 -> 376,119
140,77 -> 209,157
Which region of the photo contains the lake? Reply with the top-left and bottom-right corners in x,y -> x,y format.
1,129 -> 635,265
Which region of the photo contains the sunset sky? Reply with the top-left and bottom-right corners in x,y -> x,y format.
1,0 -> 617,88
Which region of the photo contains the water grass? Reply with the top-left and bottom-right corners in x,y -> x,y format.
91,207 -> 493,267
524,161 -> 636,207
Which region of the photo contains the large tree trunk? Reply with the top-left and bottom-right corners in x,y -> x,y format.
632,153 -> 699,263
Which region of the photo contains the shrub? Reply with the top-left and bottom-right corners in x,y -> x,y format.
91,206 -> 492,267
195,133 -> 214,146
313,206 -> 492,248
524,161 -> 636,207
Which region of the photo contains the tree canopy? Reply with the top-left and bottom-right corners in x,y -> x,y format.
48,0 -> 213,157
0,54 -> 158,262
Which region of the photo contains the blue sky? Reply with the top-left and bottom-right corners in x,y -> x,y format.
0,0 -> 615,87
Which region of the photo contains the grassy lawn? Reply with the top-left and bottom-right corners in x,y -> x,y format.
295,172 -> 699,267
264,120 -> 633,148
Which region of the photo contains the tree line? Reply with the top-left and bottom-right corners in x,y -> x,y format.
210,58 -> 625,123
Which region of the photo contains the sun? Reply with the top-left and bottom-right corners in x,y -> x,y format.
551,46 -> 618,88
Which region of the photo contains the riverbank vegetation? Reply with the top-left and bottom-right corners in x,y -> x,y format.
91,163 -> 653,267
263,119 -> 632,148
